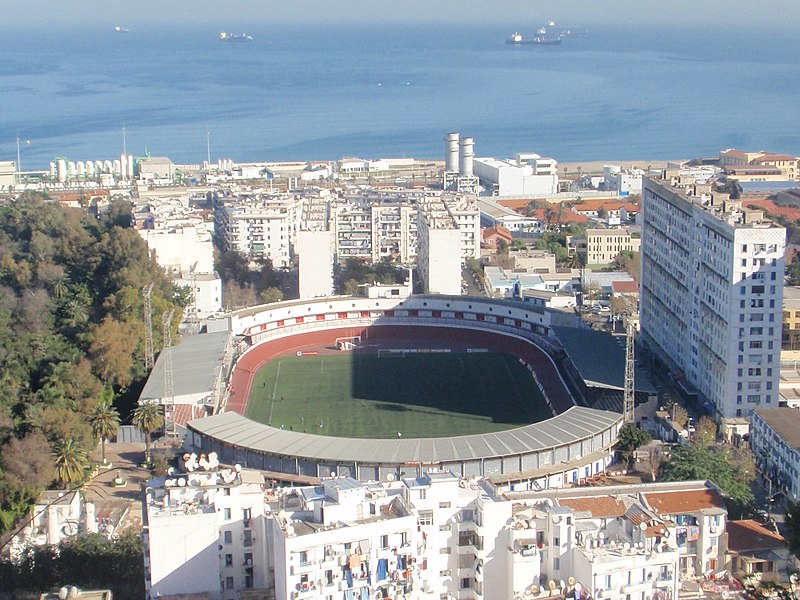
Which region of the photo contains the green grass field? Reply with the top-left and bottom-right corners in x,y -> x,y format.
245,351 -> 551,438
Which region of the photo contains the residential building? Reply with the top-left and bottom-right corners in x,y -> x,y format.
750,407 -> 800,502
416,200 -> 462,295
144,463 -> 272,600
481,225 -> 513,249
297,230 -> 335,299
575,229 -> 641,265
0,160 -> 15,188
725,519 -> 794,584
751,154 -> 799,180
640,176 -> 786,421
782,286 -> 800,350
602,165 -> 645,195
214,194 -> 303,267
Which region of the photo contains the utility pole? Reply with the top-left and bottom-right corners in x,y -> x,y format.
623,321 -> 636,424
163,310 -> 175,436
143,284 -> 154,370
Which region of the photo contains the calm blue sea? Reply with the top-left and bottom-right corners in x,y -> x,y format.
1,22 -> 800,168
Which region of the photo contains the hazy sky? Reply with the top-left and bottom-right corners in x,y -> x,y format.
8,0 -> 800,27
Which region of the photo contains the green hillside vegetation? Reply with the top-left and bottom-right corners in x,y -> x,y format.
0,192 -> 187,534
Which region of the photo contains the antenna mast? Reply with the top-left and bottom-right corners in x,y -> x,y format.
143,283 -> 154,370
162,310 -> 175,436
623,321 -> 635,423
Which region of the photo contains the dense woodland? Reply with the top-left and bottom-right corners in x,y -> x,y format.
0,192 -> 186,534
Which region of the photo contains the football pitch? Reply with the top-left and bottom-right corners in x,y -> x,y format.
245,351 -> 552,438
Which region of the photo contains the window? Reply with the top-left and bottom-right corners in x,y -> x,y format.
461,509 -> 474,522
439,524 -> 451,532
553,537 -> 560,547
244,575 -> 253,589
554,557 -> 561,570
440,547 -> 452,554
461,578 -> 472,590
418,510 -> 434,526
243,508 -> 252,520
225,554 -> 233,567
224,488 -> 230,496
225,577 -> 234,590
439,502 -> 451,509
243,530 -> 253,547
380,535 -> 389,549
224,508 -> 231,520
419,489 -> 427,500
224,531 -> 233,544
244,553 -> 253,566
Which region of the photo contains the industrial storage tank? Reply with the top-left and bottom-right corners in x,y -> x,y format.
444,132 -> 459,172
459,137 -> 475,178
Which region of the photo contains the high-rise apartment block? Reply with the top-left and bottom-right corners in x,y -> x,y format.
640,176 -> 785,421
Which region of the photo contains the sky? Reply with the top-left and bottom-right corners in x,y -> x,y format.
8,0 -> 800,28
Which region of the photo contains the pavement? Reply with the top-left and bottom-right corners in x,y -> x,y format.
83,439 -> 177,534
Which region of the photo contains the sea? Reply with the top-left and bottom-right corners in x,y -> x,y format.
1,22 -> 800,169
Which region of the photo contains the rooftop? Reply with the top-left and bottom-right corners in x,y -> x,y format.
642,488 -> 725,515
140,330 -> 232,401
727,519 -> 786,553
753,407 -> 800,451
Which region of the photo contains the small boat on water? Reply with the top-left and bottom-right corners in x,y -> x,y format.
219,32 -> 253,42
114,25 -> 130,33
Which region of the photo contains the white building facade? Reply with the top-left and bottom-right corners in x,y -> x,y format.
640,176 -> 785,421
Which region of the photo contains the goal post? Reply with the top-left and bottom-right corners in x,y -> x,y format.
335,335 -> 362,351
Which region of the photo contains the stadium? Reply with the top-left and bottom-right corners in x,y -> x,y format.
185,295 -> 624,492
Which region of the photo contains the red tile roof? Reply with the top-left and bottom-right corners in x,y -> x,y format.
559,497 -> 627,518
482,225 -> 513,243
726,520 -> 786,553
643,488 -> 725,514
612,281 -> 639,294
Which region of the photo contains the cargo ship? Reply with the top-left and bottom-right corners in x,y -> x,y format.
506,32 -> 562,46
219,32 -> 253,42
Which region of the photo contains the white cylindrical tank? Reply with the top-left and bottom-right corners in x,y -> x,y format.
444,132 -> 459,172
86,161 -> 96,175
56,159 -> 67,183
67,161 -> 76,176
103,160 -> 112,173
47,505 -> 60,544
112,159 -> 121,175
85,502 -> 97,533
459,137 -> 474,177
49,162 -> 57,179
96,160 -> 105,173
76,161 -> 85,177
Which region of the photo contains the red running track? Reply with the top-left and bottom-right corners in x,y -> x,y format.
225,325 -> 575,419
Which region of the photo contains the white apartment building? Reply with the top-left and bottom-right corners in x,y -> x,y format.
266,476 -> 725,600
144,462 -> 272,600
174,271 -> 223,319
416,201 -> 463,295
750,407 -> 800,503
297,230 -> 335,299
640,176 -> 786,421
603,165 -> 645,196
576,229 -> 641,265
214,194 -> 303,267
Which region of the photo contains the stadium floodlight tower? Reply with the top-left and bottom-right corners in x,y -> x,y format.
623,321 -> 635,423
142,283 -> 154,371
162,310 -> 176,436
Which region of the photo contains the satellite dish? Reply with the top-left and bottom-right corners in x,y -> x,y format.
639,522 -> 648,531
58,588 -> 69,600
548,581 -> 557,591
69,587 -> 79,599
574,583 -> 582,593
568,577 -> 576,587
234,464 -> 242,472
386,473 -> 395,481
330,471 -> 336,478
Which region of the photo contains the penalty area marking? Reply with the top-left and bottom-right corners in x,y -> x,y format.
267,360 -> 282,425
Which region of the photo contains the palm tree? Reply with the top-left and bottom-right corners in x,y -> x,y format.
133,401 -> 164,463
53,439 -> 88,487
89,390 -> 120,465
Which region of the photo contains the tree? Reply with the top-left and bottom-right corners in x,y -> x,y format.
52,438 -> 88,487
259,286 -> 284,305
670,404 -> 689,429
132,401 -> 164,462
87,315 -> 139,387
89,388 -> 120,464
616,423 -> 651,468
694,416 -> 717,446
597,207 -> 608,219
0,432 -> 55,489
785,502 -> 800,559
661,444 -> 753,507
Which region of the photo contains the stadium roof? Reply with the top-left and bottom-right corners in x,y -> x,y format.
188,406 -> 621,465
552,326 -> 657,394
140,330 -> 232,401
